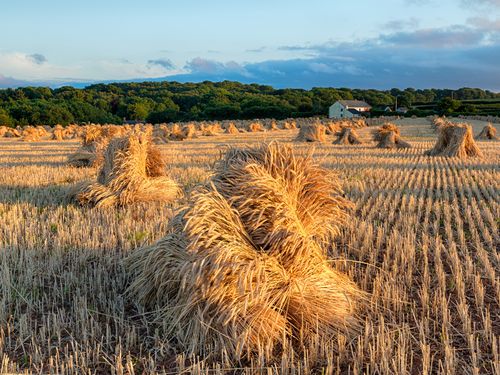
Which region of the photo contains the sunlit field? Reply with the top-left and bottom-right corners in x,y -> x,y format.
0,119 -> 498,374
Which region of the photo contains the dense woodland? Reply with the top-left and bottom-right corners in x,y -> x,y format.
0,81 -> 499,125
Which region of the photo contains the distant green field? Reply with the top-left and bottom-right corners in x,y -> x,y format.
414,99 -> 500,115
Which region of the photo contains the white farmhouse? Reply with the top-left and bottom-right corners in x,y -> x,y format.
328,100 -> 372,119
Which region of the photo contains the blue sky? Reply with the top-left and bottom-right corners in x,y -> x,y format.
0,0 -> 499,89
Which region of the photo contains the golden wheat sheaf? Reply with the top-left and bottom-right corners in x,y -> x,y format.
127,142 -> 363,362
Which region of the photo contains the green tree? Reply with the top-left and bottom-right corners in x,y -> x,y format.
128,102 -> 149,121
438,98 -> 462,114
0,108 -> 12,125
1,82 -> 499,124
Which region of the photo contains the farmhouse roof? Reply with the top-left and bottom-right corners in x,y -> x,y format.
347,108 -> 363,116
338,100 -> 371,108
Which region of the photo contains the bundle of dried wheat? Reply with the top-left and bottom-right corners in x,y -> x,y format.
325,122 -> 341,135
426,123 -> 482,158
333,127 -> 363,145
127,142 -> 363,363
295,123 -> 327,142
247,122 -> 265,132
68,126 -> 112,167
373,123 -> 411,148
476,123 -> 497,140
21,126 -> 41,142
52,125 -> 65,141
282,120 -> 297,130
268,120 -> 279,131
71,131 -> 179,207
225,122 -> 240,134
3,128 -> 21,138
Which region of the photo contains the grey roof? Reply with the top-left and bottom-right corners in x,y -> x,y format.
347,108 -> 363,116
338,100 -> 371,108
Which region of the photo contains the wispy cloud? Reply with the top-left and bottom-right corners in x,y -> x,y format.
246,47 -> 267,53
406,0 -> 500,8
380,25 -> 485,48
2,19 -> 500,90
147,58 -> 175,70
467,16 -> 500,31
184,57 -> 251,77
27,53 -> 47,65
0,52 -> 182,82
0,51 -> 78,80
277,45 -> 315,52
165,22 -> 500,90
403,0 -> 433,5
461,0 -> 500,8
383,18 -> 420,30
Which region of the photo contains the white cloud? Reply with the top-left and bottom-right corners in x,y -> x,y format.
468,17 -> 500,31
184,57 -> 252,77
0,51 -> 183,81
0,52 -> 80,80
461,0 -> 500,7
384,18 -> 420,30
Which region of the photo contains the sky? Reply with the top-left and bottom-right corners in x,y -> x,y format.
0,0 -> 499,90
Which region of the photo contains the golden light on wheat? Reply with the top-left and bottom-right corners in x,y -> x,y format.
127,142 -> 362,362
0,117 -> 498,373
70,130 -> 180,207
373,123 -> 411,148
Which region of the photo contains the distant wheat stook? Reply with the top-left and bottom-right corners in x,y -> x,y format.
21,126 -> 41,142
333,127 -> 363,145
426,123 -> 482,157
295,123 -> 327,142
373,123 -> 411,148
225,122 -> 240,134
126,142 -> 364,363
70,130 -> 179,207
476,123 -> 498,140
68,125 -> 113,167
52,124 -> 65,141
247,121 -> 265,132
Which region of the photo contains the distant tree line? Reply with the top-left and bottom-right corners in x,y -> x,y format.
0,81 -> 499,126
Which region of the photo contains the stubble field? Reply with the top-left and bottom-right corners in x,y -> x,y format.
0,119 -> 498,374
